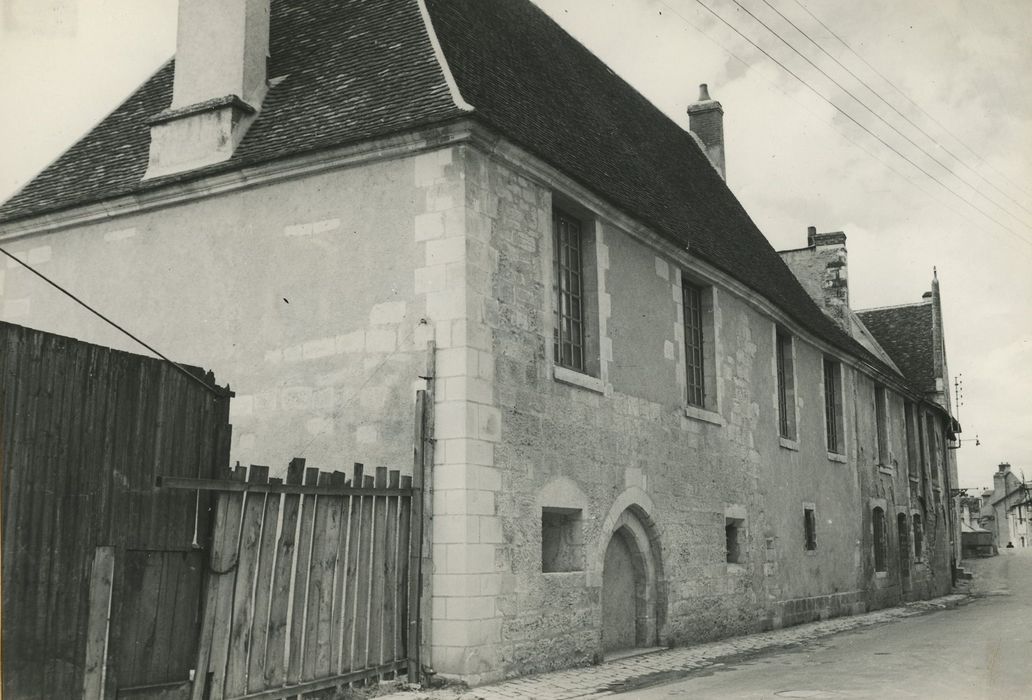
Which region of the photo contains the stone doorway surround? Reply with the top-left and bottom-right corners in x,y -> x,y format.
591,488 -> 666,658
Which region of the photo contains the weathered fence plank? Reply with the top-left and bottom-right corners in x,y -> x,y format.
82,546 -> 116,700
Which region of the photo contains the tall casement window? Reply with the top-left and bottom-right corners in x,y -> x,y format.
776,330 -> 796,440
897,513 -> 910,576
874,385 -> 889,466
553,209 -> 586,372
683,281 -> 706,407
872,507 -> 887,572
823,358 -> 844,455
904,401 -> 919,479
925,414 -> 941,485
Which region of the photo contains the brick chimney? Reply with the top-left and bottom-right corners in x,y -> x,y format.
778,226 -> 849,330
144,0 -> 271,179
687,84 -> 725,181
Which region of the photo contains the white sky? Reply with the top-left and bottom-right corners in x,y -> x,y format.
1,0 -> 1029,492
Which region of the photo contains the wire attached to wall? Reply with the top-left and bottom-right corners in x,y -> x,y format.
0,246 -> 228,397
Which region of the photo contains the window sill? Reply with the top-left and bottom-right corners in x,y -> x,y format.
875,571 -> 888,579
908,476 -> 920,484
685,404 -> 725,426
826,451 -> 847,464
726,563 -> 747,575
877,465 -> 895,476
804,549 -> 818,557
553,366 -> 604,394
779,436 -> 799,451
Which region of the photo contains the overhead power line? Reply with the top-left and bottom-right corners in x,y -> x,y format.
727,0 -> 1032,230
678,0 -> 1032,249
790,0 -> 1032,203
651,0 -> 1025,246
760,0 -> 1032,222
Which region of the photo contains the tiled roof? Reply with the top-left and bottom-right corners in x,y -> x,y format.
0,0 -> 465,221
855,303 -> 936,392
1,0 -> 900,382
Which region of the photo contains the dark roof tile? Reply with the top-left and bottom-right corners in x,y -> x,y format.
856,303 -> 936,392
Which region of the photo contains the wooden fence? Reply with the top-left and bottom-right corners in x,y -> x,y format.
162,447 -> 428,699
0,321 -> 232,699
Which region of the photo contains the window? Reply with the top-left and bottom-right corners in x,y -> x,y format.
553,209 -> 586,372
823,358 -> 845,455
897,513 -> 910,576
872,507 -> 887,572
683,281 -> 706,407
725,517 -> 743,563
541,507 -> 584,572
904,401 -> 918,479
804,507 -> 817,551
776,330 -> 796,440
926,414 -> 941,484
913,514 -> 923,560
874,385 -> 888,466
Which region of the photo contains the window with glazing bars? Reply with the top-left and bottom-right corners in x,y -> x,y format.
683,281 -> 705,407
553,210 -> 585,371
776,331 -> 792,438
824,358 -> 841,453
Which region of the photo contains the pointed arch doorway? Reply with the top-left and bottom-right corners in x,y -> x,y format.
600,507 -> 661,656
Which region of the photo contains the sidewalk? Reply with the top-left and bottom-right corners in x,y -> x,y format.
376,593 -> 968,700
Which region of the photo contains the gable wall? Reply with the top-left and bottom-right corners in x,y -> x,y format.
0,148 -> 464,473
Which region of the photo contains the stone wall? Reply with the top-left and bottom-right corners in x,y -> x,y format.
431,144 -> 948,683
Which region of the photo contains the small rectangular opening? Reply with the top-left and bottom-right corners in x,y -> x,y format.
542,507 -> 584,572
725,517 -> 744,563
804,508 -> 817,551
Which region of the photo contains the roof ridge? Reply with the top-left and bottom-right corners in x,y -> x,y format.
417,0 -> 474,113
855,299 -> 932,314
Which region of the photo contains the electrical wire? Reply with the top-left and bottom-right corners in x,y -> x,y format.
728,0 -> 1031,229
651,0 -> 1020,245
760,0 -> 1032,220
791,0 -> 1032,203
0,246 -> 227,397
675,0 -> 1032,249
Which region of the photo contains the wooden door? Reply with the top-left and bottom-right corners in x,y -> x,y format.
114,549 -> 205,699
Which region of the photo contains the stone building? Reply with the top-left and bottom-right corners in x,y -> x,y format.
981,463 -> 1032,549
0,0 -> 961,684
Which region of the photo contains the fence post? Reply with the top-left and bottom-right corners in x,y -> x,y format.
81,546 -> 116,700
408,341 -> 435,682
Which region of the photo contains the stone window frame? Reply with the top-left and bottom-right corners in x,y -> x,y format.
679,271 -> 722,425
775,327 -> 798,447
724,503 -> 747,572
871,503 -> 888,576
912,511 -> 924,561
874,384 -> 890,469
803,502 -> 818,554
545,193 -> 608,394
822,356 -> 847,461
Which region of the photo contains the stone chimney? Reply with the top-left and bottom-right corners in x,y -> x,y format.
687,84 -> 725,180
778,226 -> 849,330
144,0 -> 271,179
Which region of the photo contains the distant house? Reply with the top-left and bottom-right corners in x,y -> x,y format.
0,0 -> 962,683
982,463 -> 1032,550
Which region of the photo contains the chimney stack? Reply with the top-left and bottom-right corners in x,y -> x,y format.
144,0 -> 271,179
778,226 -> 849,331
687,84 -> 726,180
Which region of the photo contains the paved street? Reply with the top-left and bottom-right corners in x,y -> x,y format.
379,550 -> 1030,700
626,549 -> 1032,699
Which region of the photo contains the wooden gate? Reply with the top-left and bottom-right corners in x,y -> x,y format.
160,387 -> 430,700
